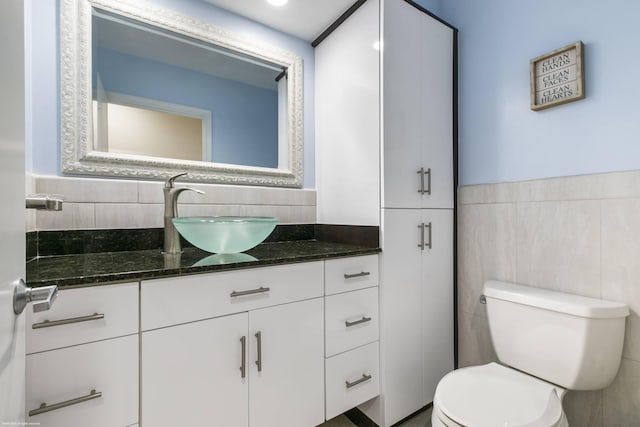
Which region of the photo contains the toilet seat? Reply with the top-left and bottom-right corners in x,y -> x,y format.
433,363 -> 566,427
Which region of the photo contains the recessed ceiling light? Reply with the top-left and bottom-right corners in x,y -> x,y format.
267,0 -> 288,6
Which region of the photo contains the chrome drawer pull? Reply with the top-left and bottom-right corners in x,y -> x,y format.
32,313 -> 105,329
343,271 -> 370,280
230,286 -> 270,298
345,374 -> 372,389
345,316 -> 372,327
29,389 -> 102,416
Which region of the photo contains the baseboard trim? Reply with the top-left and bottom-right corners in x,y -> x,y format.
344,403 -> 434,427
344,407 -> 378,427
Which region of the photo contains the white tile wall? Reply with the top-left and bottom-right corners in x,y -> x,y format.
457,203 -> 517,319
516,200 -> 601,298
30,174 -> 317,230
458,169 -> 640,427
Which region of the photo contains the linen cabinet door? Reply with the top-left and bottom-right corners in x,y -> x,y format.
249,297 -> 324,427
382,0 -> 454,210
141,313 -> 248,427
379,208 -> 424,426
418,13 -> 454,210
382,0 -> 424,209
421,209 -> 454,401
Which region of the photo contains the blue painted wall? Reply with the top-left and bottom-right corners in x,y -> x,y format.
27,0 -> 315,187
412,0 -> 443,16
94,48 -> 278,168
440,0 -> 640,185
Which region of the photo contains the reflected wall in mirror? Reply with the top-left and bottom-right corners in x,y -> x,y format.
61,0 -> 303,187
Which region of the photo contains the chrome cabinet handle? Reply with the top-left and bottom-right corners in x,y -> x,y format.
345,316 -> 372,327
425,222 -> 433,249
230,286 -> 270,298
28,389 -> 102,416
343,271 -> 370,280
417,167 -> 432,195
418,222 -> 432,250
240,336 -> 246,378
13,279 -> 58,315
32,313 -> 104,329
345,374 -> 372,389
255,331 -> 262,372
425,167 -> 431,195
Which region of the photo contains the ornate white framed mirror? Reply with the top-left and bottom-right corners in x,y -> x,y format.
60,0 -> 304,187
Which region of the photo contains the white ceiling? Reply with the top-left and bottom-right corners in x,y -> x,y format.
202,0 -> 355,42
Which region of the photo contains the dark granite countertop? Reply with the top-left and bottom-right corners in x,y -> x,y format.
26,240 -> 380,289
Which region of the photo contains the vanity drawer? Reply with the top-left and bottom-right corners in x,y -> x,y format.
142,261 -> 324,330
325,287 -> 379,357
26,335 -> 138,427
325,341 -> 380,420
325,255 -> 379,296
26,282 -> 139,354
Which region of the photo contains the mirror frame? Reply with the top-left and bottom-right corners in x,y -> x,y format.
60,0 -> 304,187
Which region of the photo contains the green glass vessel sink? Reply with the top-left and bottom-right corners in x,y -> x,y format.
172,216 -> 277,254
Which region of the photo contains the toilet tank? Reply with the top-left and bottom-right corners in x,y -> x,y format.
483,280 -> 629,390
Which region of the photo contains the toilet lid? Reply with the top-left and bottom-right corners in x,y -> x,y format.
435,363 -> 564,427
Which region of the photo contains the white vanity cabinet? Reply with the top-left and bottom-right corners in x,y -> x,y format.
324,256 -> 380,420
140,262 -> 326,427
25,283 -> 139,427
315,0 -> 455,425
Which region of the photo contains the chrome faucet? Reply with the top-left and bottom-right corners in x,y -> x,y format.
163,172 -> 204,254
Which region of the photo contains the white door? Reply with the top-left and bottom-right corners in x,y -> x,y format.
421,209 -> 454,402
382,0 -> 424,209
141,313 -> 249,427
0,0 -> 27,422
379,208 -> 424,426
382,0 -> 454,210
249,298 -> 324,427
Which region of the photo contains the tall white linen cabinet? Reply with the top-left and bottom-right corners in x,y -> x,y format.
315,0 -> 457,425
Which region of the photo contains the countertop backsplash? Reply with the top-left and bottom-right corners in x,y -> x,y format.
26,174 -> 317,232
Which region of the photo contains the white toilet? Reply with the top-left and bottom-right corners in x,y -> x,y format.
432,280 -> 629,427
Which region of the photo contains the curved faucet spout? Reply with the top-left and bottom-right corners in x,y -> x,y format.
163,173 -> 205,254
166,186 -> 205,218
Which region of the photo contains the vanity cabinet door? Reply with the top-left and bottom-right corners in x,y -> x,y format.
249,297 -> 325,427
141,312 -> 248,427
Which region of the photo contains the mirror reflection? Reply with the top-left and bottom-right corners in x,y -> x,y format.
91,9 -> 288,169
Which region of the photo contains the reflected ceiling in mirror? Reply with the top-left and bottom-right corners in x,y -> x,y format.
61,0 -> 303,187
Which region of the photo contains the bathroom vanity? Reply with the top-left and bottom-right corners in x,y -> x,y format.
25,238 -> 380,427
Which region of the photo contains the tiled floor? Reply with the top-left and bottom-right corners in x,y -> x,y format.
319,407 -> 433,427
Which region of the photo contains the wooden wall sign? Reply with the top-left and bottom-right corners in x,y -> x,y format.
530,41 -> 584,111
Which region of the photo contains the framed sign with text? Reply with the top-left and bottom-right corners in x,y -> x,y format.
530,41 -> 584,111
